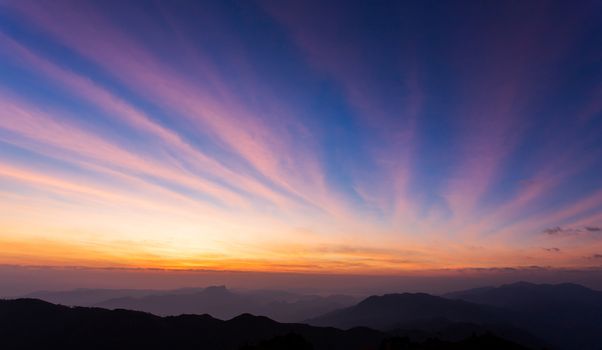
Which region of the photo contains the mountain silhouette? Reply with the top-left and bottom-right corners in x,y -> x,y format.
444,281 -> 602,349
14,282 -> 602,349
306,292 -> 544,348
377,333 -> 528,350
0,298 -> 530,350
444,281 -> 602,309
307,293 -> 502,329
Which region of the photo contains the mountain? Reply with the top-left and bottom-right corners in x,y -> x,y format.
306,293 -> 545,349
307,293 -> 503,330
21,286 -> 357,322
444,281 -> 602,309
444,282 -> 602,349
257,294 -> 359,323
22,288 -> 163,305
0,298 -> 528,350
20,282 -> 602,348
94,285 -> 251,319
93,285 -> 356,322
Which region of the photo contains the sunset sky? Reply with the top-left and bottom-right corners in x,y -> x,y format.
1,0 -> 601,278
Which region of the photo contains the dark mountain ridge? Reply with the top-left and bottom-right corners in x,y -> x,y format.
11,282 -> 602,349
444,281 -> 602,309
308,292 -> 505,330
0,298 -> 528,350
442,281 -> 602,350
307,282 -> 602,350
306,292 -> 542,348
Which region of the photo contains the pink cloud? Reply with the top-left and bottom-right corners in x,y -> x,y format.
262,1 -> 424,220
0,93 -> 252,209
0,32 -> 302,210
8,0 -> 359,220
440,5 -> 587,230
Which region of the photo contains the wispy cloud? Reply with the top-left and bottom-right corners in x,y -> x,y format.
0,0 -> 600,272
544,247 -> 561,252
543,226 -> 602,236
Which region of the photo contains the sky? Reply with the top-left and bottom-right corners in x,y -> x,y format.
0,0 -> 601,288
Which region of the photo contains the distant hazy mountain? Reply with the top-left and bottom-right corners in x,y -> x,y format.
92,285 -> 356,322
307,293 -> 503,330
444,282 -> 602,349
444,281 -> 602,309
22,288 -> 177,306
0,298 -> 528,350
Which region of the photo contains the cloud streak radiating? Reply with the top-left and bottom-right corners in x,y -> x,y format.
0,0 -> 601,273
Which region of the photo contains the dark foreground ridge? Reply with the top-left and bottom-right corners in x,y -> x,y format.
0,299 -> 528,350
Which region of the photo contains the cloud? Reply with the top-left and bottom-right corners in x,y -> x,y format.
0,31 -> 297,210
544,227 -> 567,235
451,265 -> 553,273
5,0 -> 361,221
261,0 -> 424,222
0,0 -> 601,273
543,226 -> 602,236
0,94 -> 249,210
544,247 -> 561,252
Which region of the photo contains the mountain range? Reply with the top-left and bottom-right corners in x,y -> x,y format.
10,281 -> 602,349
308,282 -> 602,349
22,286 -> 357,322
444,282 -> 602,349
0,298 -> 528,350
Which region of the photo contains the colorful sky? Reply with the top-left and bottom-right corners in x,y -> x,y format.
1,0 -> 601,275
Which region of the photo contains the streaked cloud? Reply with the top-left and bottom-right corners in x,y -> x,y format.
0,0 -> 601,273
